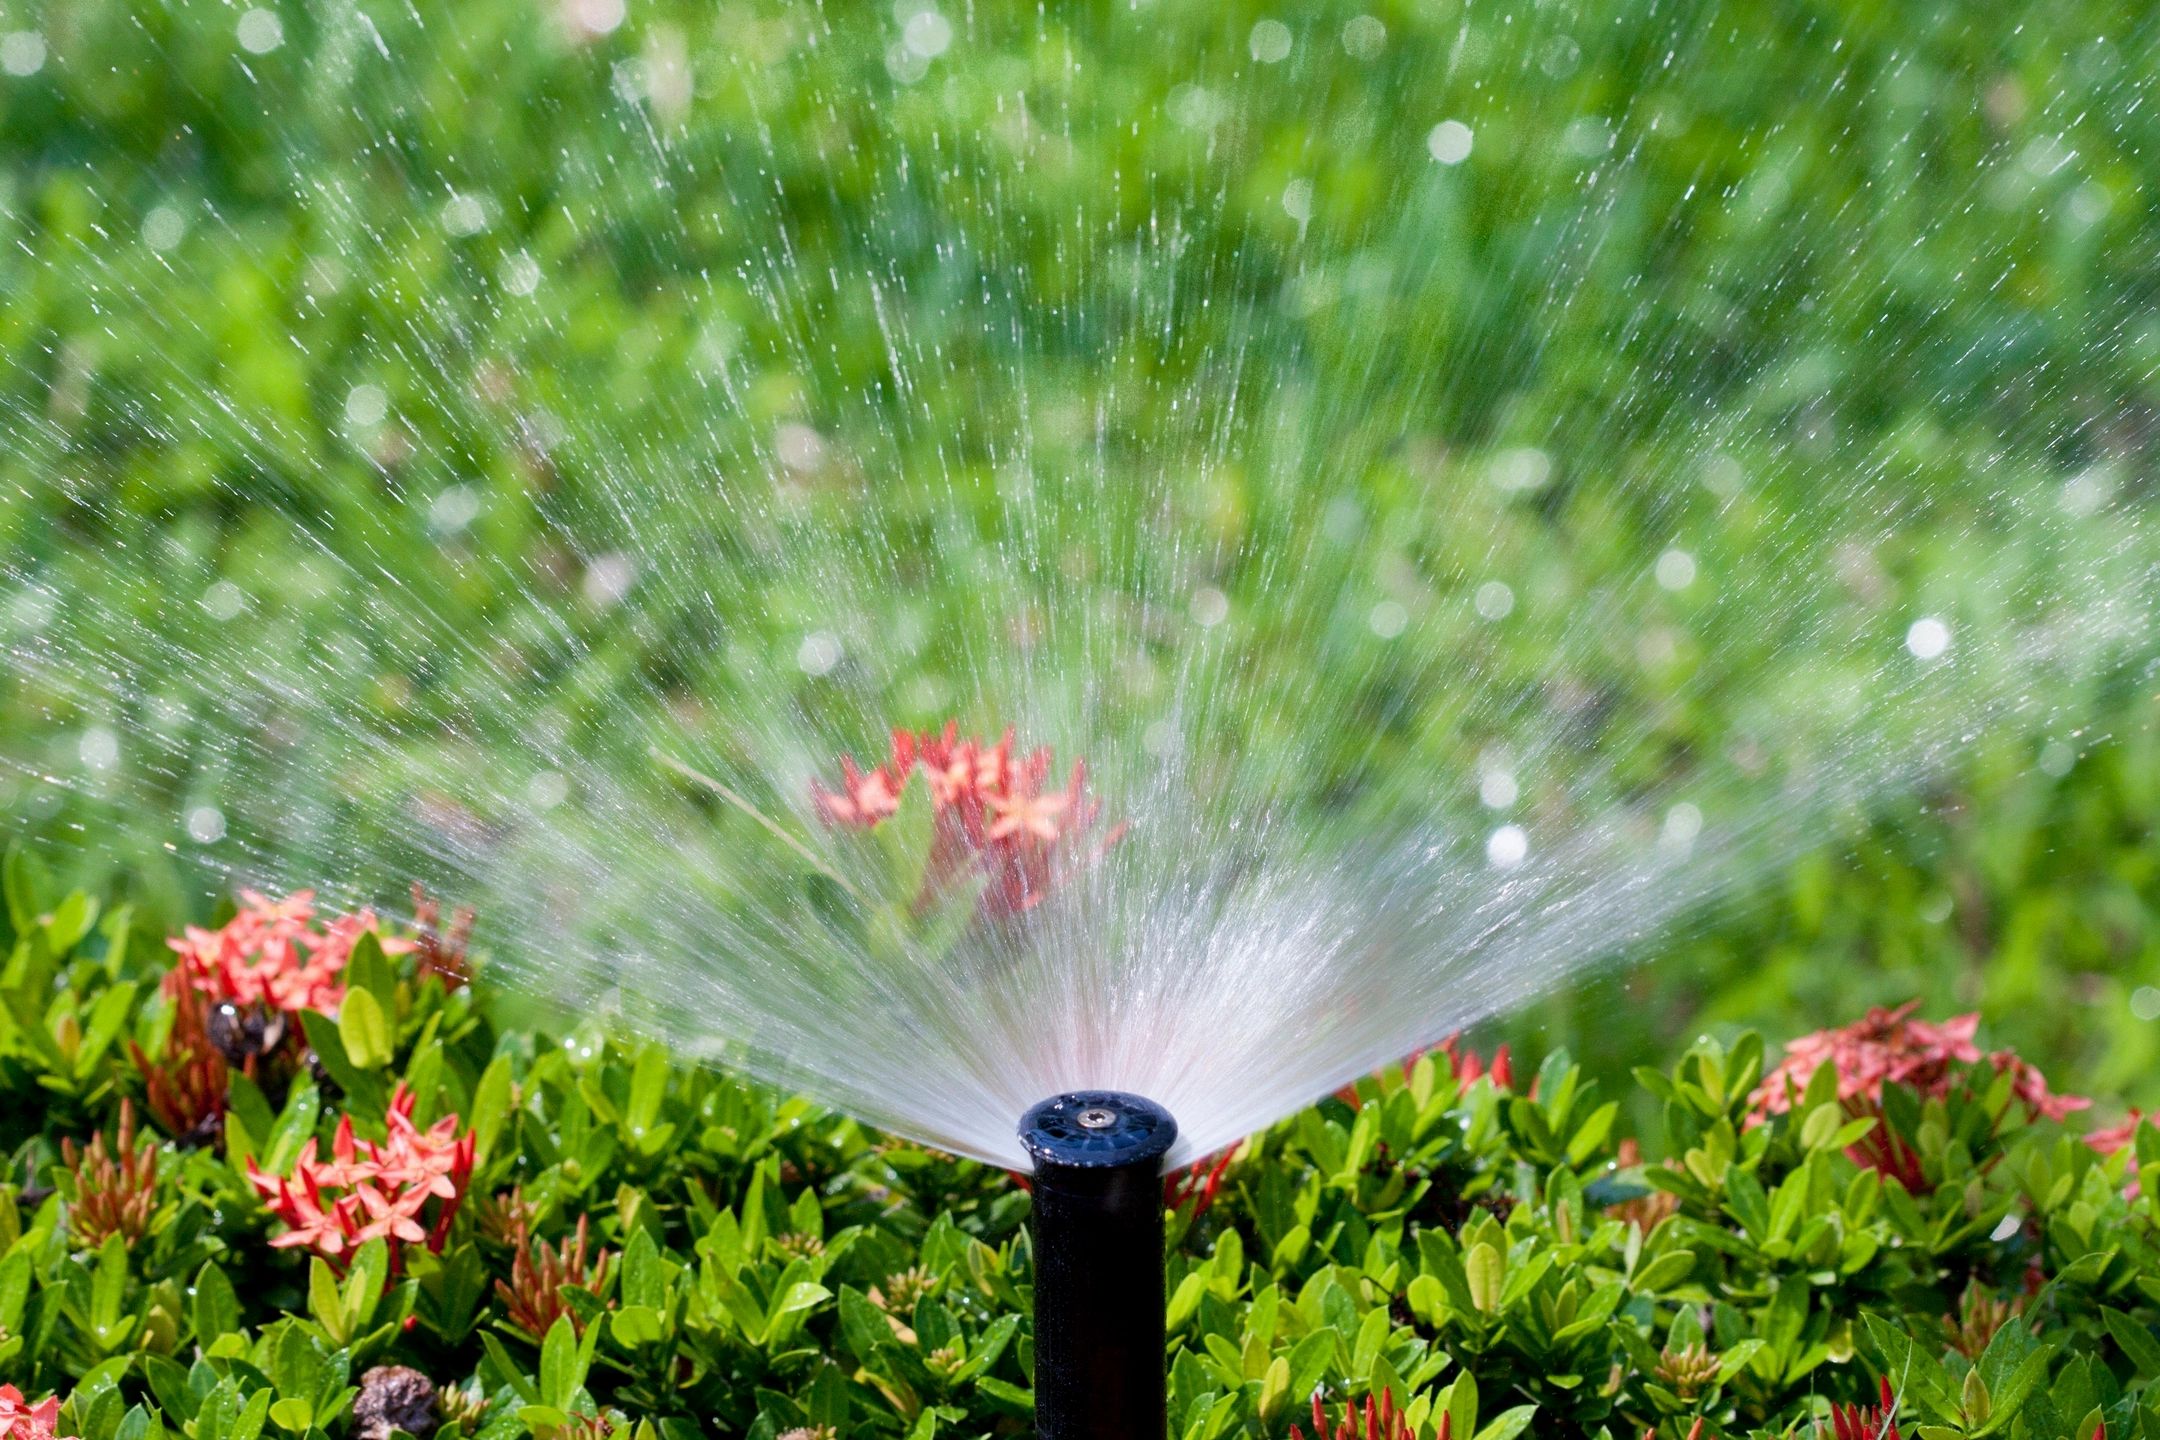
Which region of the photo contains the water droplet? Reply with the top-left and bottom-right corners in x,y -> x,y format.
2068,181 -> 2113,226
582,553 -> 636,609
797,630 -> 843,676
564,0 -> 626,37
775,424 -> 828,474
501,251 -> 542,297
1168,84 -> 1225,131
1474,581 -> 1514,621
2038,740 -> 2075,777
1341,15 -> 1385,60
1562,116 -> 1613,158
2133,987 -> 2160,1023
201,581 -> 247,621
1190,586 -> 1229,628
430,485 -> 481,535
1321,495 -> 1362,542
1539,35 -> 1581,79
1905,617 -> 1951,661
1280,178 -> 1313,224
1488,446 -> 1549,493
186,806 -> 227,844
80,726 -> 119,773
903,9 -> 952,58
0,31 -> 46,76
1248,19 -> 1292,64
526,771 -> 570,811
2061,466 -> 2114,516
1367,600 -> 1406,638
142,206 -> 186,252
236,9 -> 284,55
345,383 -> 389,428
441,192 -> 490,237
1661,802 -> 1703,846
1655,549 -> 1697,591
1427,120 -> 1474,165
1700,452 -> 1744,497
1478,770 -> 1517,809
1486,824 -> 1529,870
884,42 -> 929,83
1920,892 -> 1954,924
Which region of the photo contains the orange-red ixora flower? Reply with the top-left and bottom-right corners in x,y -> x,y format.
1824,1378 -> 1900,1440
813,723 -> 1120,918
247,1082 -> 473,1270
59,1099 -> 159,1250
1165,1147 -> 1236,1217
1748,1002 -> 2088,1126
0,1387 -> 73,1440
169,888 -> 412,1017
1291,1390 -> 1411,1440
1335,1033 -> 1515,1106
2086,1109 -> 2147,1157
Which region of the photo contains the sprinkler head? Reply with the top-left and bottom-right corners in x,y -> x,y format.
1019,1090 -> 1178,1174
1019,1092 -> 1177,1440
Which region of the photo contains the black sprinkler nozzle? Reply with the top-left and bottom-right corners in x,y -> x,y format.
1019,1091 -> 1178,1440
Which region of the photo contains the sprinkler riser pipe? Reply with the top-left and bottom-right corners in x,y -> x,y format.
1020,1092 -> 1178,1440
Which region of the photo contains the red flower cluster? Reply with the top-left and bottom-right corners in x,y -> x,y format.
170,889 -> 411,1016
1826,1378 -> 1900,1440
1291,1390 -> 1411,1440
2086,1110 -> 2147,1157
813,724 -> 1118,917
247,1083 -> 473,1269
0,1387 -> 71,1440
1335,1033 -> 1515,1106
1165,1148 -> 1236,1217
1747,1002 -> 2088,1125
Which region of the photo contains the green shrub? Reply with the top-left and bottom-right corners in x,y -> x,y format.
2,860 -> 2157,1440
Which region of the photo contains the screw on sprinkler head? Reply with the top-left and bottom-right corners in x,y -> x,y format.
1019,1090 -> 1177,1172
1019,1092 -> 1176,1440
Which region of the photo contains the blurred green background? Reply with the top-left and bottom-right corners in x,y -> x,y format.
1,0 -> 2154,1120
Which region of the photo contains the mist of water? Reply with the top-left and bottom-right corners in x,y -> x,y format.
2,1 -> 2156,1166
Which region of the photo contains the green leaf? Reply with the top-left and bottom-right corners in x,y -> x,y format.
267,1399 -> 313,1435
479,1333 -> 540,1405
768,1281 -> 832,1327
343,930 -> 398,1019
338,988 -> 394,1070
192,1260 -> 240,1344
1465,1243 -> 1504,1313
1475,1404 -> 1539,1440
625,1045 -> 668,1140
298,1013 -> 384,1114
470,1055 -> 515,1164
4,842 -> 51,938
2102,1307 -> 2160,1378
1634,1249 -> 1696,1293
538,1316 -> 582,1411
1286,1329 -> 1334,1405
308,1260 -> 348,1346
91,1233 -> 130,1342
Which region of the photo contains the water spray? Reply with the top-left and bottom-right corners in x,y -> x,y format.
1018,1091 -> 1178,1440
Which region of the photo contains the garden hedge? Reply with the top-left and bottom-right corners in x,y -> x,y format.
1,859 -> 2156,1440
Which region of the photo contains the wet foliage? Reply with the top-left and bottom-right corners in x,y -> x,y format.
4,863 -> 2158,1439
